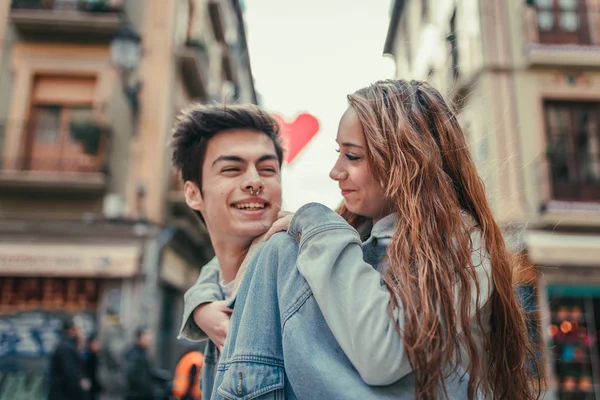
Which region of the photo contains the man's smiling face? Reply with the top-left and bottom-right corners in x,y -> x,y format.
185,129 -> 282,243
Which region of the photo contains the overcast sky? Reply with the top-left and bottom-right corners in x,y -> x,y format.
244,0 -> 395,211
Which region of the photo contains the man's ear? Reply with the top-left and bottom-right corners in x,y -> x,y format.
184,181 -> 204,213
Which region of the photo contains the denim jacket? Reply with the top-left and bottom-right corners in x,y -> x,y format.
291,205 -> 492,385
209,203 -> 480,399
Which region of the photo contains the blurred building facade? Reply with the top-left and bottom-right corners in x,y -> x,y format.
385,0 -> 600,398
0,0 -> 255,398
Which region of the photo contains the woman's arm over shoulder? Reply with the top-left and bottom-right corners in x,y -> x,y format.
288,203 -> 412,385
179,258 -> 223,341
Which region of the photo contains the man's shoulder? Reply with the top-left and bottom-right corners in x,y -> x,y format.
57,337 -> 76,352
203,256 -> 220,269
199,256 -> 221,279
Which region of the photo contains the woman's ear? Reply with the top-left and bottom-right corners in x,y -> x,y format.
184,181 -> 204,213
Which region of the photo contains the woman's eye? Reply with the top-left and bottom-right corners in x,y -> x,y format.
222,168 -> 239,173
345,154 -> 360,161
335,148 -> 341,153
261,168 -> 276,173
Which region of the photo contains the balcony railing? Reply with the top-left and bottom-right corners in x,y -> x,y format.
0,122 -> 111,193
524,5 -> 600,67
0,157 -> 109,193
11,0 -> 123,40
11,0 -> 122,12
3,156 -> 108,174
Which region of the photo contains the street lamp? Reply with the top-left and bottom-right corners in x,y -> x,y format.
110,23 -> 142,121
110,21 -> 146,221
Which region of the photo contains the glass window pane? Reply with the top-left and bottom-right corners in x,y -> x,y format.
560,12 -> 579,32
546,105 -> 572,183
558,0 -> 578,11
538,11 -> 555,31
574,109 -> 600,183
33,106 -> 61,143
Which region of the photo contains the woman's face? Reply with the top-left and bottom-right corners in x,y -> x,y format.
330,107 -> 392,222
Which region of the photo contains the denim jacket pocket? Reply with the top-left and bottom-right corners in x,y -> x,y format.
216,361 -> 285,400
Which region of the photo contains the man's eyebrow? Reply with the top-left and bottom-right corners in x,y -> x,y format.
257,154 -> 279,163
212,155 -> 245,166
212,154 -> 279,167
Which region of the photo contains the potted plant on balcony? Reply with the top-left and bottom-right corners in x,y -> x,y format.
185,38 -> 207,52
70,121 -> 109,156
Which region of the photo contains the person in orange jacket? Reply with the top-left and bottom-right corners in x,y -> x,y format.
172,350 -> 204,400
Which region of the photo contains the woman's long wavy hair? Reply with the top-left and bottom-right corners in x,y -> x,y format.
338,80 -> 543,399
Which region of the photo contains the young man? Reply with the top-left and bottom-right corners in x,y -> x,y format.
172,103 -> 284,397
125,327 -> 155,400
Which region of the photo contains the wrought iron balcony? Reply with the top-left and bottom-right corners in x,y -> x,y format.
11,0 -> 123,41
523,4 -> 600,67
0,121 -> 111,194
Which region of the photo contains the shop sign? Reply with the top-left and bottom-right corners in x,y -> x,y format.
0,243 -> 140,277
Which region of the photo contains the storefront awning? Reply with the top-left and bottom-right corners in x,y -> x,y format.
524,231 -> 600,267
0,242 -> 141,277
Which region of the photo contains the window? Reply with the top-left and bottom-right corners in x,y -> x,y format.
545,101 -> 600,202
534,0 -> 590,45
24,75 -> 102,172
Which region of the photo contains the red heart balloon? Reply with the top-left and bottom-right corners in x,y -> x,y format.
274,113 -> 320,164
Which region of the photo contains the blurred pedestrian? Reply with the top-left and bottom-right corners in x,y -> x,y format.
83,333 -> 102,400
47,316 -> 86,400
125,326 -> 154,400
98,318 -> 127,400
171,350 -> 203,400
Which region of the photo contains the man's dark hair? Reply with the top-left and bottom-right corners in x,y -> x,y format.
170,103 -> 284,190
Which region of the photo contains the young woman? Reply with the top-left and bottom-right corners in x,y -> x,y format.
190,79 -> 543,399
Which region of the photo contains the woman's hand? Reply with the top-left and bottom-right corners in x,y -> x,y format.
264,211 -> 294,241
192,300 -> 232,351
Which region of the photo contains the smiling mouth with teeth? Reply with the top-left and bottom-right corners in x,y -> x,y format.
235,202 -> 267,211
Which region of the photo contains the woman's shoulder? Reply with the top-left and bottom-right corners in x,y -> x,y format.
263,231 -> 299,255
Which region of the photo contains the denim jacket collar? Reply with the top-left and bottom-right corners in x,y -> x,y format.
369,213 -> 397,241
